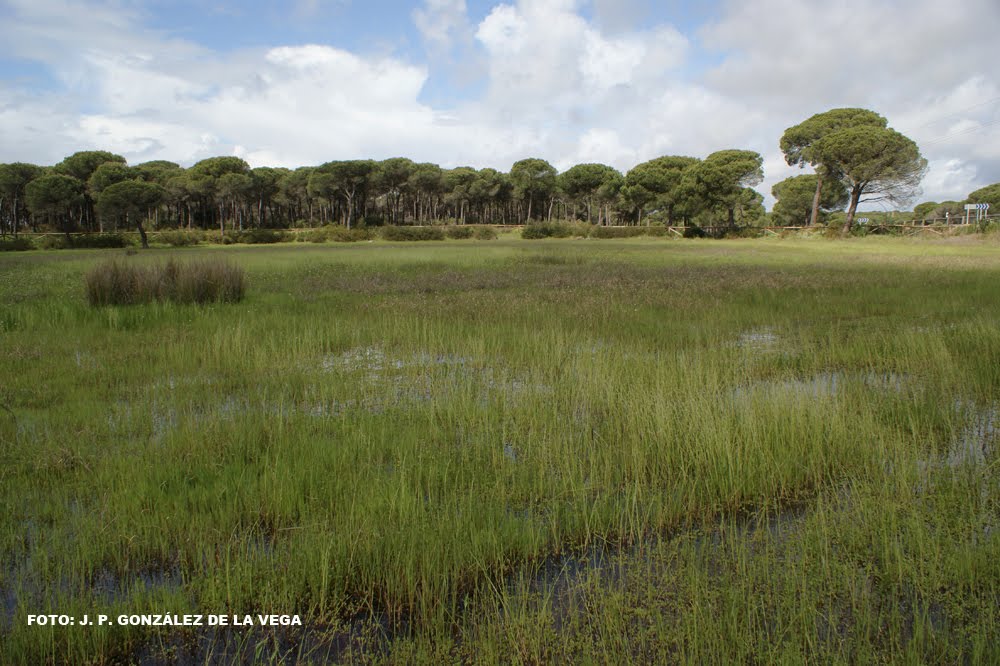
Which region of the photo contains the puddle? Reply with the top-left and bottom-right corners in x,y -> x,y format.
320,347 -> 471,378
132,609 -> 401,665
503,443 -> 518,462
506,500 -> 812,632
318,347 -> 549,412
90,565 -> 184,606
733,371 -> 908,401
949,403 -> 997,467
734,329 -> 780,352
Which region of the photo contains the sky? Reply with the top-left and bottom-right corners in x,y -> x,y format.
1,0 -> 998,210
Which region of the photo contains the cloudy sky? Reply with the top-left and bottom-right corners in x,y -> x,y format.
1,0 -> 998,208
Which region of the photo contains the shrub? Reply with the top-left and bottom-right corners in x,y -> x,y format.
328,227 -> 372,242
380,226 -> 446,241
236,229 -> 291,244
218,230 -> 241,245
521,222 -> 587,239
85,258 -> 246,306
445,226 -> 474,239
472,226 -> 498,240
35,235 -> 68,250
723,226 -> 765,239
155,230 -> 203,247
0,237 -> 34,251
74,233 -> 133,248
302,228 -> 329,243
590,226 -> 647,239
646,226 -> 671,237
36,233 -> 133,249
301,226 -> 372,243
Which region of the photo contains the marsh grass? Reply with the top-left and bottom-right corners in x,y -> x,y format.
2,237 -> 999,663
84,258 -> 246,306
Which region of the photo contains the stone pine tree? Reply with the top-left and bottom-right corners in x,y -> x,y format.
559,163 -> 621,224
621,156 -> 698,225
510,158 -> 557,223
0,162 -> 44,235
811,126 -> 926,234
780,109 -> 886,226
771,174 -> 848,227
96,180 -> 166,248
25,174 -> 85,239
682,150 -> 763,230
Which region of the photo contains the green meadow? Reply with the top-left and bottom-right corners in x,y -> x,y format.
1,235 -> 998,663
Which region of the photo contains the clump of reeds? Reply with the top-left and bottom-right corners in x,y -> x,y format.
85,258 -> 246,306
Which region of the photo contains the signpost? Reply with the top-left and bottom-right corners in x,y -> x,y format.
964,203 -> 990,225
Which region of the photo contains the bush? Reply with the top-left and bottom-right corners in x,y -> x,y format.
328,227 -> 372,242
301,226 -> 372,243
590,226 -> 647,239
302,228 -> 329,243
473,226 -> 499,240
76,233 -> 133,248
445,226 -> 475,239
380,226 -> 446,241
521,222 -> 588,239
236,229 -> 291,244
155,230 -> 204,247
36,233 -> 133,250
723,226 -> 765,239
0,237 -> 34,251
85,258 -> 246,306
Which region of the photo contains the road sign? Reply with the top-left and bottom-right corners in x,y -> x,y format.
964,203 -> 990,224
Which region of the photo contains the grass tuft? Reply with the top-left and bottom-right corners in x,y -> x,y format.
85,258 -> 246,306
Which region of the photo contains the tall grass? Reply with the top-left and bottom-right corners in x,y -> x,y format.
84,258 -> 246,306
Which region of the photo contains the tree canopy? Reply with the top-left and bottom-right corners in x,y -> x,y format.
510,158 -> 557,223
622,156 -> 698,225
811,125 -> 926,233
2,111 -> 939,240
25,174 -> 85,235
780,109 -> 886,226
96,180 -> 166,247
682,150 -> 763,228
772,174 -> 848,227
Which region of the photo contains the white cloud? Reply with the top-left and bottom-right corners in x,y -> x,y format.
0,0 -> 997,210
413,0 -> 470,51
699,0 -> 1000,205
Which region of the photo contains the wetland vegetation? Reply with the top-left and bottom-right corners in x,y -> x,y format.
1,235 -> 998,663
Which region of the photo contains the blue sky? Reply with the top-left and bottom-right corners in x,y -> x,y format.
1,0 -> 998,208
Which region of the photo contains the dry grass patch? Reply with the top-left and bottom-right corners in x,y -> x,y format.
85,258 -> 246,306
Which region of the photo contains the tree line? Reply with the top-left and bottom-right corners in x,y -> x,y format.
0,107 -> 936,245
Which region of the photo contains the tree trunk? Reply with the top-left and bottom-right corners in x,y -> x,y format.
842,186 -> 862,235
134,212 -> 149,249
809,172 -> 824,227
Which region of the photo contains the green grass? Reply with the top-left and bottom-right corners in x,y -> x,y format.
1,236 -> 998,663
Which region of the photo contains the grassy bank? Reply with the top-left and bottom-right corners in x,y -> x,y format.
1,236 -> 998,663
